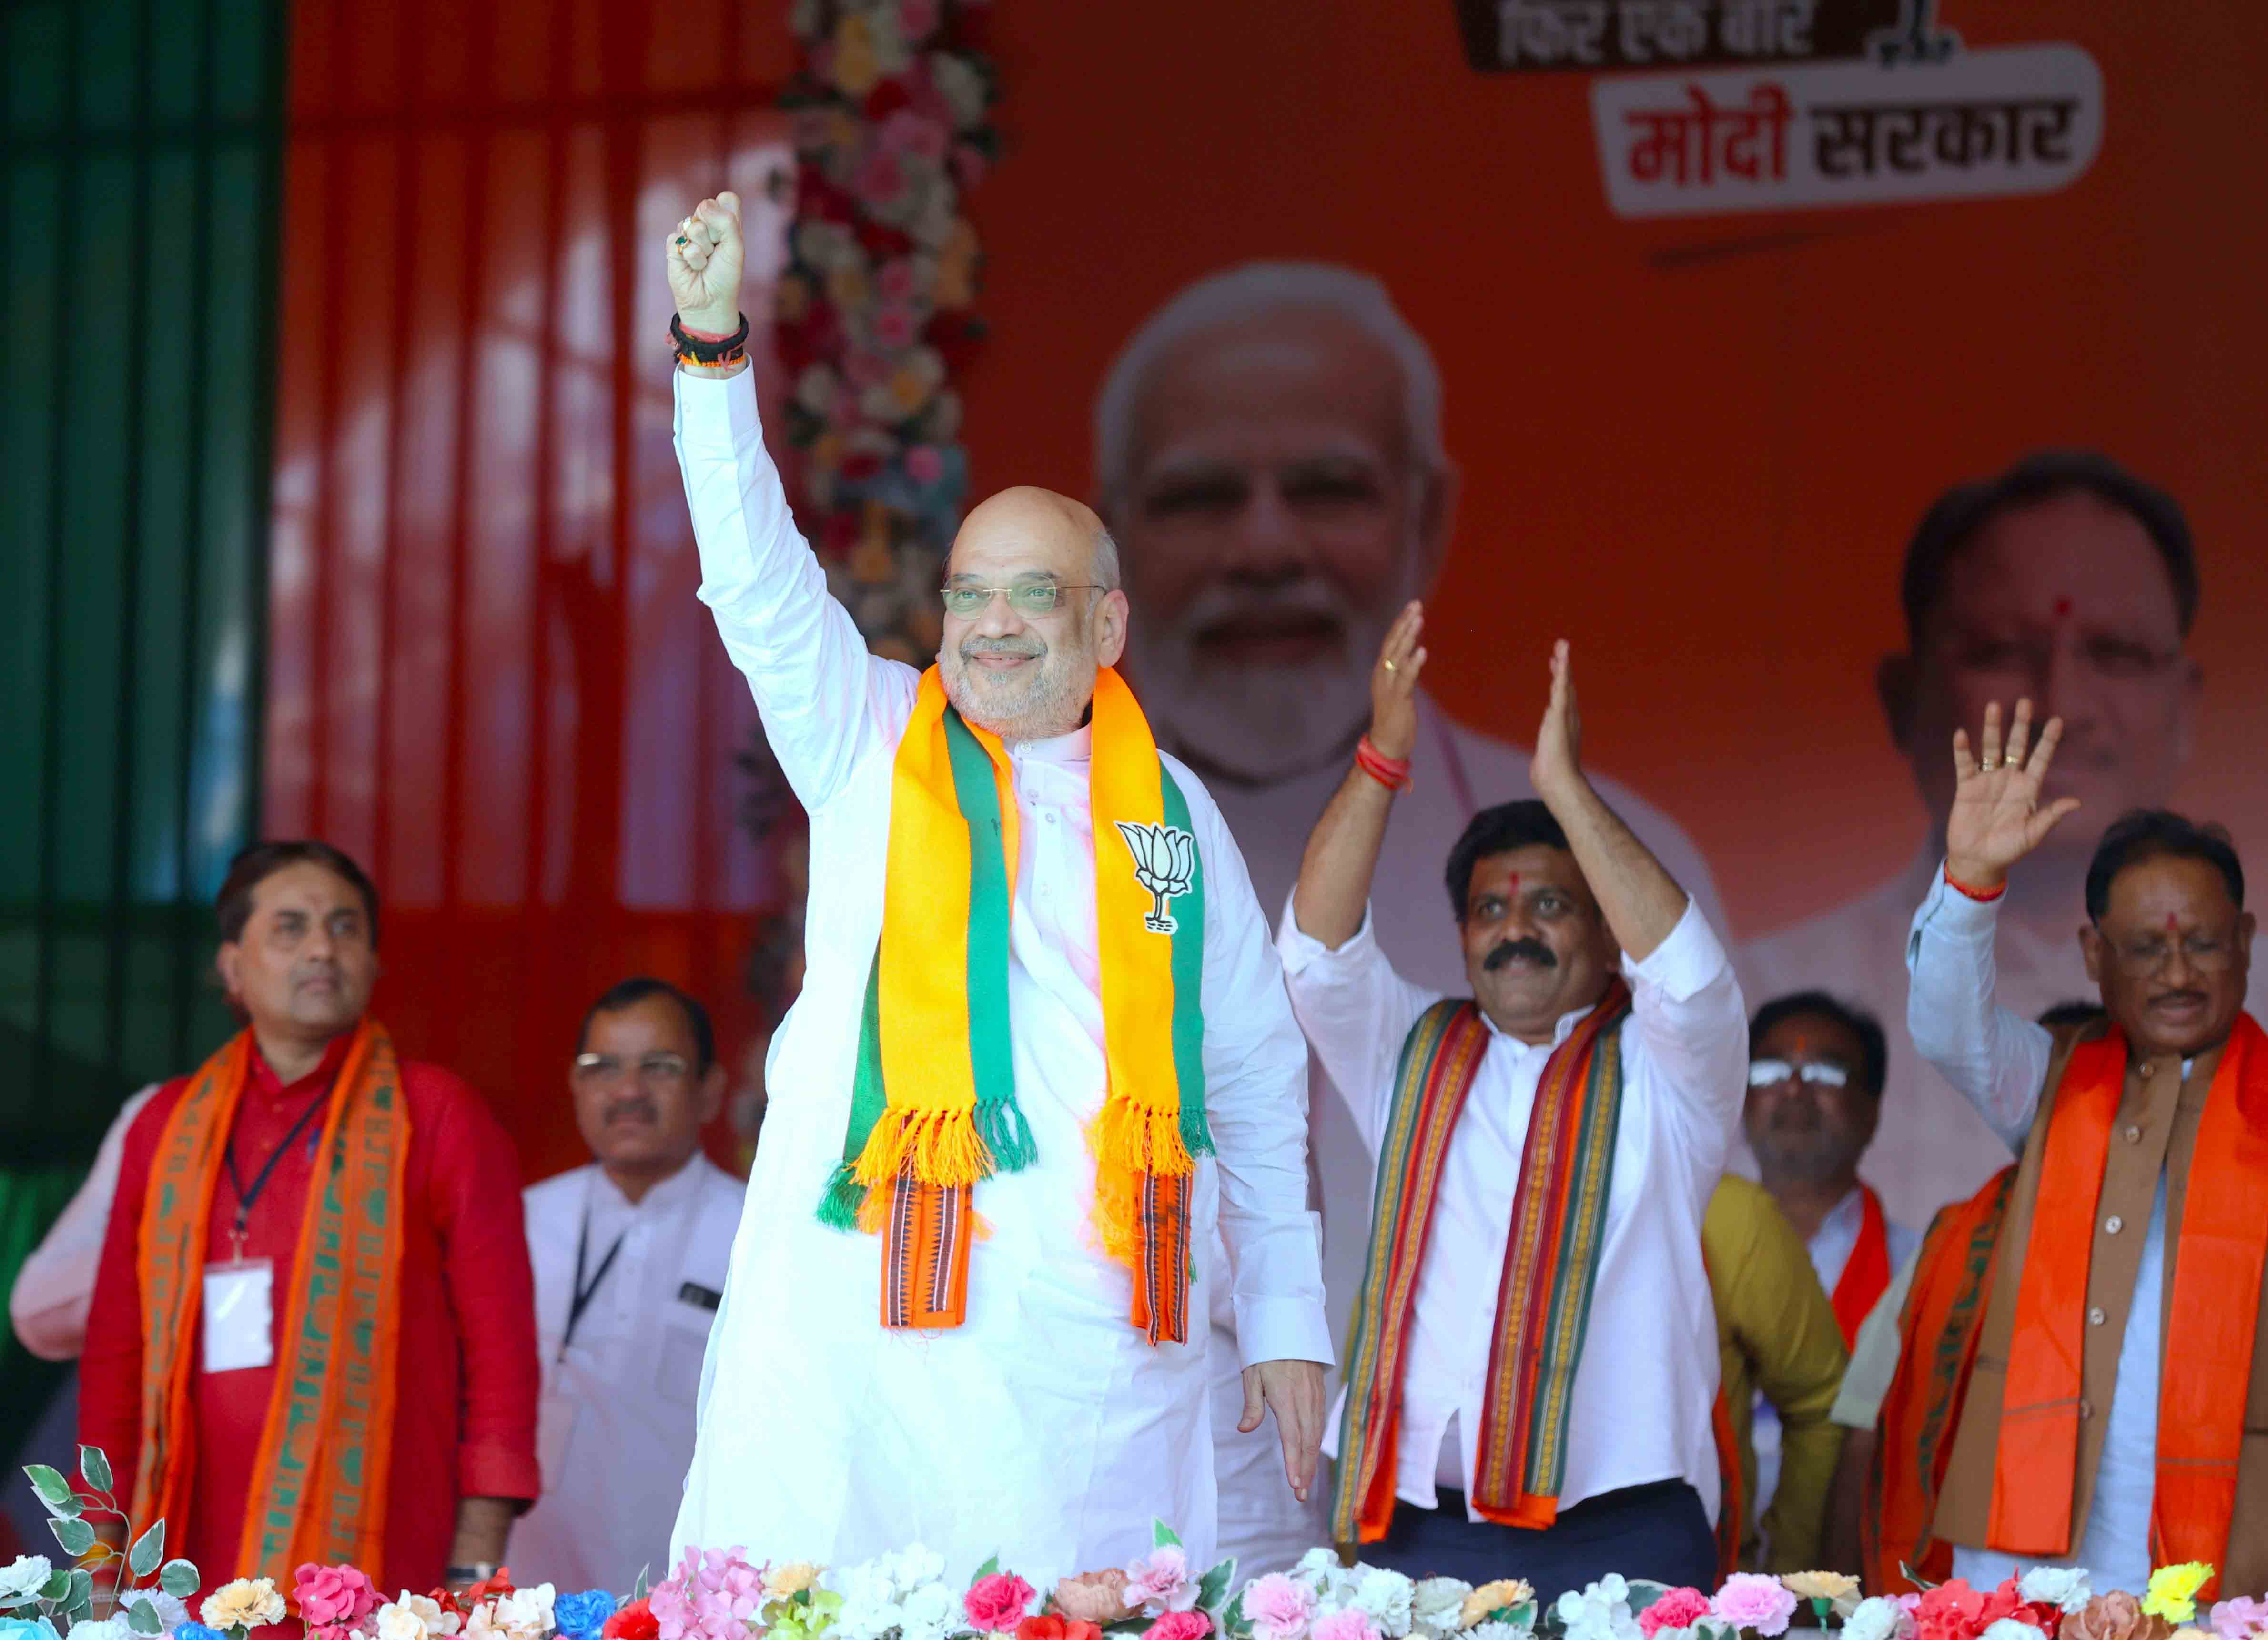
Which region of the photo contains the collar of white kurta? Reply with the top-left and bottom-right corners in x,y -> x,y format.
816,666 -> 1214,1343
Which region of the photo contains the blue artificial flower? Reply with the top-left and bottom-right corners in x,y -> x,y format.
556,1590 -> 618,1640
0,1617 -> 63,1640
177,1623 -> 230,1640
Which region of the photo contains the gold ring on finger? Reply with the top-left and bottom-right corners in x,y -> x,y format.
1381,660 -> 1397,673
1981,758 -> 1999,771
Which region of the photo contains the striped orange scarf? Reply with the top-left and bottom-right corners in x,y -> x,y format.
1331,980 -> 1632,1542
132,1020 -> 409,1579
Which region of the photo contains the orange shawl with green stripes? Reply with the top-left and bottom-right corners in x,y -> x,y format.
132,1019 -> 409,1580
1331,979 -> 1632,1541
816,665 -> 1211,1343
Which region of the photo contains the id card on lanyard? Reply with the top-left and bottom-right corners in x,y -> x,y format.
203,1087 -> 327,1375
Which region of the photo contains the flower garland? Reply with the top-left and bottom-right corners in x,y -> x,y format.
775,0 -> 998,668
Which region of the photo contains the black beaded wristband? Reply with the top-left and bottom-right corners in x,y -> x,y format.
670,311 -> 750,367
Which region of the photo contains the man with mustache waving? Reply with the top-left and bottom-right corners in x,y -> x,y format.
1277,605 -> 1748,1598
1870,701 -> 2267,1594
661,193 -> 1328,1581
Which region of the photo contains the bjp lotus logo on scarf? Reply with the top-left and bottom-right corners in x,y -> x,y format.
1116,821 -> 1196,935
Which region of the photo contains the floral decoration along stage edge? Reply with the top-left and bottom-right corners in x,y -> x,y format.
5,1486 -> 2264,1640
776,0 -> 998,668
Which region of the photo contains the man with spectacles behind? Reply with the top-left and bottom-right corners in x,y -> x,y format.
513,977 -> 742,1591
1870,700 -> 2266,1594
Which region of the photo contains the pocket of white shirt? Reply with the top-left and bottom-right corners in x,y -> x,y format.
656,1308 -> 711,1407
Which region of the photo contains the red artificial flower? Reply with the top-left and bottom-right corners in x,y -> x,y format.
1019,1620 -> 1103,1640
863,79 -> 913,121
604,1598 -> 660,1640
466,1569 -> 518,1606
853,217 -> 914,261
1911,1579 -> 2022,1640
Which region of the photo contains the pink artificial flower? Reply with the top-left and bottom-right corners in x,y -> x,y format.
1123,1548 -> 1195,1613
878,109 -> 949,163
904,444 -> 946,484
306,1627 -> 356,1640
295,1565 -> 381,1631
1310,1612 -> 1380,1640
844,348 -> 893,389
1242,1576 -> 1317,1640
872,303 -> 921,349
876,259 -> 919,302
1640,1591 -> 1715,1639
1712,1575 -> 1799,1638
967,1575 -> 1038,1633
852,146 -> 907,210
951,143 -> 989,192
899,0 -> 940,40
2215,1600 -> 2268,1640
1145,1616 -> 1212,1640
652,1546 -> 764,1640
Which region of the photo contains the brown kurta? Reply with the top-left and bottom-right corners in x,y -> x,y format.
1929,1020 -> 2268,1586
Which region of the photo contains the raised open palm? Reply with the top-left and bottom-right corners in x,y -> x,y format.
1944,698 -> 2083,890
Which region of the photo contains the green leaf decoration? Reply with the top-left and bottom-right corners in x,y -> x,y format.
969,1557 -> 1001,1590
65,1569 -> 94,1620
78,1446 -> 114,1496
128,1520 -> 164,1579
127,1599 -> 164,1635
1503,1603 -> 1538,1631
0,1593 -> 34,1611
160,1560 -> 202,1598
1151,1520 -> 1181,1549
632,1567 -> 651,1603
1219,1591 -> 1249,1640
39,1572 -> 71,1601
1195,1559 -> 1236,1616
25,1466 -> 79,1516
49,1516 -> 96,1558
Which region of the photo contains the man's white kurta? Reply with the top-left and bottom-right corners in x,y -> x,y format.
668,369 -> 1331,1582
516,1156 -> 745,1591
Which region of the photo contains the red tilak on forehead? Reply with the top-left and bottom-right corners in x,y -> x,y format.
2167,912 -> 2182,932
2054,595 -> 2074,618
1508,872 -> 1520,890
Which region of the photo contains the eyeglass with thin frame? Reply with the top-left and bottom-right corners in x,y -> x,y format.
1746,1058 -> 1851,1090
2095,926 -> 2242,977
572,1051 -> 692,1087
939,581 -> 1103,617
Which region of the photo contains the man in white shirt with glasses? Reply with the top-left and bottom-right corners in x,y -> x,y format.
517,977 -> 743,1591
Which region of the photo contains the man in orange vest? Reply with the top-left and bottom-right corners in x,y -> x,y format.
1871,698 -> 2265,1593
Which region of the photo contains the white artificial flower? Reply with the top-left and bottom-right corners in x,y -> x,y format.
1554,1579 -> 1639,1640
1978,1624 -> 2046,1640
119,1590 -> 192,1633
894,1547 -> 947,1595
377,1604 -> 433,1640
1354,1571 -> 1417,1640
2016,1569 -> 2092,1617
1469,1623 -> 1529,1640
899,1581 -> 956,1634
1410,1580 -> 1473,1639
1842,1597 -> 1914,1640
928,54 -> 988,130
67,1621 -> 134,1640
0,1558 -> 52,1600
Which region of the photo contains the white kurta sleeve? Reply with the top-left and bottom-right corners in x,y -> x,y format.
1620,896 -> 1749,1165
1183,781 -> 1333,1370
1275,895 -> 1441,1158
1905,866 -> 2053,1149
673,367 -> 920,811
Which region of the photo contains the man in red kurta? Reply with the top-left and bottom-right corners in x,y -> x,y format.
80,841 -> 541,1596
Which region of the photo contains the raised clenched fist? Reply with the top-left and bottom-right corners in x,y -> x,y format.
665,192 -> 745,336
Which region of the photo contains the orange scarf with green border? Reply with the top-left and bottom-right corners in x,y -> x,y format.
816,665 -> 1211,1343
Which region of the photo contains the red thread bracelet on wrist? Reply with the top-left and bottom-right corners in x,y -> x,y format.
1944,867 -> 2006,902
1355,736 -> 1412,792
